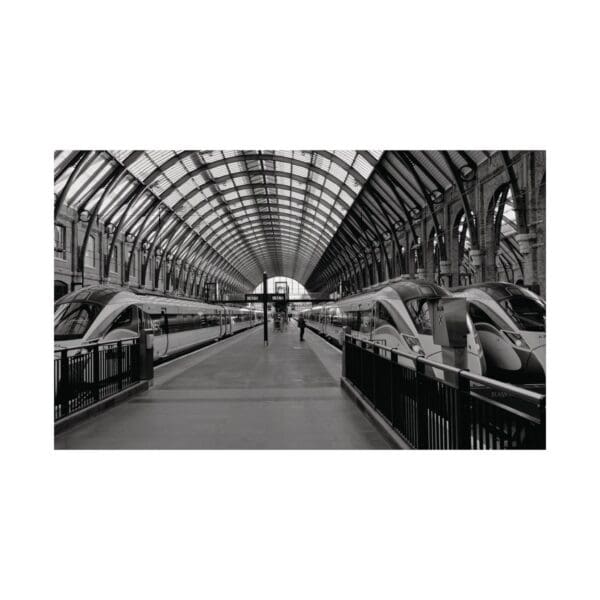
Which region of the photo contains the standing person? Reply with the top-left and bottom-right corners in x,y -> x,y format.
298,315 -> 306,341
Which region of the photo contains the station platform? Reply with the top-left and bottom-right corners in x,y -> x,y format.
55,322 -> 391,449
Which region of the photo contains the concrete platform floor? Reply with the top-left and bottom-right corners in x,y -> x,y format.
55,322 -> 391,449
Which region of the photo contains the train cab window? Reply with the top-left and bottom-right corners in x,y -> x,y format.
108,306 -> 139,335
406,299 -> 433,335
375,303 -> 395,328
500,295 -> 545,332
55,302 -> 101,340
468,302 -> 498,328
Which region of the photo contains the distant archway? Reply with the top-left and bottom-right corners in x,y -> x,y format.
252,276 -> 310,297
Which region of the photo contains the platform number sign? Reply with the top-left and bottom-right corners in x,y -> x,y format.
245,293 -> 287,302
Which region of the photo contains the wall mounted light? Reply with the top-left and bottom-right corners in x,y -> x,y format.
430,190 -> 444,205
460,165 -> 475,182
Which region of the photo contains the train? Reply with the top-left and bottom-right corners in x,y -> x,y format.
300,281 -> 487,376
54,285 -> 263,362
451,282 -> 546,384
301,280 -> 547,386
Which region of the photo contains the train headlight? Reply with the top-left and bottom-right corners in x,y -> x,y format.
403,334 -> 425,355
502,330 -> 530,349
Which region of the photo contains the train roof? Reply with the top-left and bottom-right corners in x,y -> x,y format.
55,284 -> 260,312
451,281 -> 544,302
55,285 -> 135,307
387,280 -> 450,301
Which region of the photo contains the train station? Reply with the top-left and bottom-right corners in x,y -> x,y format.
54,150 -> 546,449
9,3 -> 600,599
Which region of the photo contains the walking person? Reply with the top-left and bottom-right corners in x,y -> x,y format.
298,314 -> 306,341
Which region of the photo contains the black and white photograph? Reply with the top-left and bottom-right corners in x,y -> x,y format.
53,150 -> 546,449
3,1 -> 599,599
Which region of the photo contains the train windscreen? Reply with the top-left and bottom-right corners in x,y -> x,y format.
55,302 -> 103,340
405,298 -> 433,335
500,295 -> 545,332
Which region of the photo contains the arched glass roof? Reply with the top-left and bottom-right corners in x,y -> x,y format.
54,150 -> 382,290
55,150 -> 533,294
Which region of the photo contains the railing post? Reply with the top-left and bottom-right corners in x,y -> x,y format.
358,339 -> 364,392
139,329 -> 154,384
372,344 -> 379,412
456,371 -> 471,449
92,343 -> 100,402
390,352 -> 396,428
416,357 -> 428,449
60,348 -> 70,418
539,396 -> 546,450
117,341 -> 123,391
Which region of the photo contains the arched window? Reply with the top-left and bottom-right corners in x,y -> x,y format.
54,280 -> 68,302
111,245 -> 119,273
54,224 -> 66,259
490,187 -> 523,282
455,212 -> 475,286
130,251 -> 137,278
85,235 -> 96,268
427,229 -> 442,284
155,256 -> 163,284
411,237 -> 422,274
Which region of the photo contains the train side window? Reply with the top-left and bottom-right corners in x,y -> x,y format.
468,302 -> 497,327
108,306 -> 139,334
141,310 -> 153,330
360,311 -> 371,333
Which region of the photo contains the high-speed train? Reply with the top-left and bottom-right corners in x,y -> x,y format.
451,282 -> 546,384
54,285 -> 263,362
301,281 -> 486,375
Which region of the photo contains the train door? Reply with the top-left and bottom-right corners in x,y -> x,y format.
151,309 -> 169,358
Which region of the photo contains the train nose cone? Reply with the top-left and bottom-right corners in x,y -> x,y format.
522,349 -> 545,383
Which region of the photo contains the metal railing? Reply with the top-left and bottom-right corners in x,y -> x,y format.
343,335 -> 546,449
54,337 -> 141,422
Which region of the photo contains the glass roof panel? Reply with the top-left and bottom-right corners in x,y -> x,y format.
54,149 -> 383,286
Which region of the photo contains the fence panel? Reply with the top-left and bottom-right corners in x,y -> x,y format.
343,335 -> 545,450
54,338 -> 141,422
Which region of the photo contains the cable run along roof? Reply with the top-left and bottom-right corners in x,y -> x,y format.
54,150 -> 383,290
